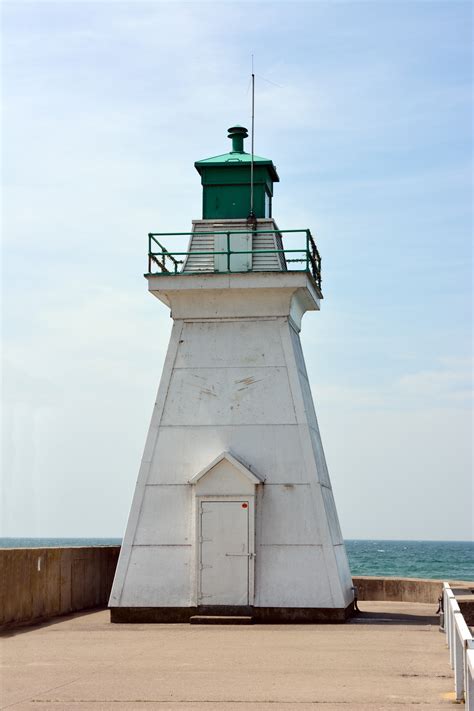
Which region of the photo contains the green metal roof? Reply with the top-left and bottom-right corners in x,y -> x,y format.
195,151 -> 279,182
194,125 -> 280,182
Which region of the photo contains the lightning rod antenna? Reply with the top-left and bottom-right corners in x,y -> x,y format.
248,55 -> 256,230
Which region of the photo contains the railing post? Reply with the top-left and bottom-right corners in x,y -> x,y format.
449,598 -> 461,669
466,646 -> 474,711
454,613 -> 464,701
306,230 -> 310,274
453,609 -> 473,702
227,232 -> 231,272
442,583 -> 451,635
445,587 -> 455,650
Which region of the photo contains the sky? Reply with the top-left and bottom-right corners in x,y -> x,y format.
1,1 -> 472,541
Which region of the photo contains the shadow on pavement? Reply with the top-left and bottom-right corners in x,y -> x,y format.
0,607 -> 107,638
350,610 -> 439,625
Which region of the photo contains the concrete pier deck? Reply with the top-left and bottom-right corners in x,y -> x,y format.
1,602 -> 454,710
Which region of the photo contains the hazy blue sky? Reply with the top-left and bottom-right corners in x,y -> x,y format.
2,1 -> 472,540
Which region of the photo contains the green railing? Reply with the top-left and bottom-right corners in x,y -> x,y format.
147,229 -> 322,290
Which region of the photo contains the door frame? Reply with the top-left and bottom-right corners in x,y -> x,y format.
195,495 -> 256,606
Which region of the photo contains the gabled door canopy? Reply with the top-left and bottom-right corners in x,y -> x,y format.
189,451 -> 264,486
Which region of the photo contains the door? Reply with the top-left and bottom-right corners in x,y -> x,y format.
199,500 -> 250,605
214,233 -> 252,272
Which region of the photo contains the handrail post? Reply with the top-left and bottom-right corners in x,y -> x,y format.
306,230 -> 310,274
454,612 -> 464,701
441,582 -> 450,633
445,586 -> 455,647
450,598 -> 457,668
227,232 -> 231,272
467,646 -> 474,710
453,608 -> 473,702
449,597 -> 461,669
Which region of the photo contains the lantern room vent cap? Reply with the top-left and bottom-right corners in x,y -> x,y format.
194,124 -> 279,182
228,125 -> 248,154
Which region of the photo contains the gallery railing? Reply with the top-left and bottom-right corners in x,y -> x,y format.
146,228 -> 322,290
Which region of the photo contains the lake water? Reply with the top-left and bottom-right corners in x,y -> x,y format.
0,537 -> 472,581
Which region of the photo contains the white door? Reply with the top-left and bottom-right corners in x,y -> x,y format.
199,500 -> 250,605
214,233 -> 252,272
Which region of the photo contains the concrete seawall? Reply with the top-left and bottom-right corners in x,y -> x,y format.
0,546 -> 119,630
352,575 -> 470,605
1,546 -> 471,630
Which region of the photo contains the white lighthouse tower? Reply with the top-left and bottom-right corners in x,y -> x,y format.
109,125 -> 354,623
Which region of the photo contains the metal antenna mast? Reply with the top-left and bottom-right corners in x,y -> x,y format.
248,55 -> 256,228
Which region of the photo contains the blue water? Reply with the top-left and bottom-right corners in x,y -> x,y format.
345,539 -> 473,581
0,538 -> 472,581
0,537 -> 122,548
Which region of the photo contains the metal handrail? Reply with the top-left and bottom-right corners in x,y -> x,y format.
146,228 -> 322,289
149,229 -> 310,237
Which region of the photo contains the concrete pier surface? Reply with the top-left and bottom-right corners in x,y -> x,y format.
1,602 -> 454,710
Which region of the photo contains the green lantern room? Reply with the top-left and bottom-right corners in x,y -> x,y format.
195,125 -> 279,220
146,122 -> 321,287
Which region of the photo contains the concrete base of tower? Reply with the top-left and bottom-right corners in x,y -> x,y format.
109,603 -> 355,624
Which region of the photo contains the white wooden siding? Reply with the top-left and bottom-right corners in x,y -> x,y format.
182,227 -> 215,273
252,230 -> 286,271
182,219 -> 287,273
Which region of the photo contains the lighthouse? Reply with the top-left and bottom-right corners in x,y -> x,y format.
109,125 -> 354,622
